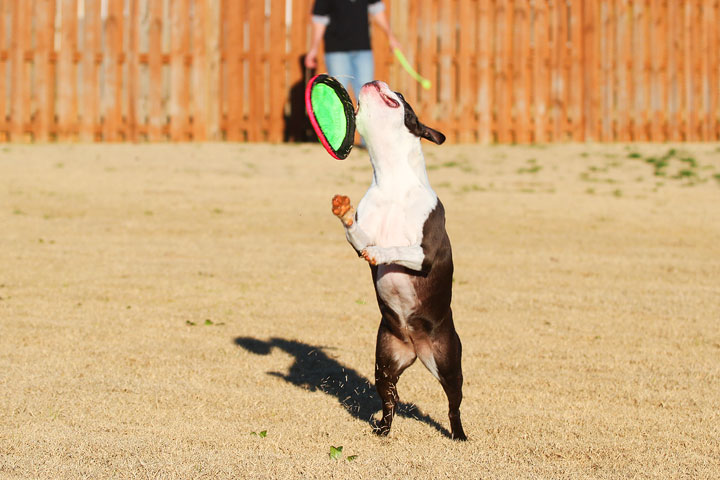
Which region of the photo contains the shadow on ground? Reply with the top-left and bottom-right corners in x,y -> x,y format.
234,336 -> 450,438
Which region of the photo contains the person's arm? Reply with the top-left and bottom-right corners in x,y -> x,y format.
369,3 -> 400,50
305,19 -> 327,69
306,1 -> 330,69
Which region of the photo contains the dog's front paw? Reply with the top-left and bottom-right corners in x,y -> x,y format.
361,246 -> 385,266
331,194 -> 355,227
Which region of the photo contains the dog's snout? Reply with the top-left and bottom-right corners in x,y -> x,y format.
362,81 -> 400,109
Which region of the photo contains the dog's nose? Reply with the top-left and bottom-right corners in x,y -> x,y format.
361,81 -> 379,92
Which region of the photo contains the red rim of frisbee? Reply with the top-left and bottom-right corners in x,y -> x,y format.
305,74 -> 356,160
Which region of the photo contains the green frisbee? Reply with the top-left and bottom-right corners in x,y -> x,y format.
305,74 -> 356,159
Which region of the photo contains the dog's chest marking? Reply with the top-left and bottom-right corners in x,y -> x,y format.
357,185 -> 437,325
357,184 -> 436,247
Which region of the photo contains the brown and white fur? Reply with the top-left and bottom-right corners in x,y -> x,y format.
331,81 -> 466,440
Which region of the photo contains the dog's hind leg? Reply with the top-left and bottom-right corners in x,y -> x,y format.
373,320 -> 416,436
430,322 -> 466,441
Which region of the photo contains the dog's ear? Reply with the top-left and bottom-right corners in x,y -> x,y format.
397,92 -> 446,145
420,125 -> 446,145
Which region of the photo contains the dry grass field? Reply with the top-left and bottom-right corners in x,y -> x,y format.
1,142 -> 719,479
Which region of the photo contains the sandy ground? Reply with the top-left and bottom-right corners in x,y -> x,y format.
1,142 -> 719,479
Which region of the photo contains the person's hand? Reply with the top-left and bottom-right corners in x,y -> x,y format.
305,49 -> 318,69
388,34 -> 401,51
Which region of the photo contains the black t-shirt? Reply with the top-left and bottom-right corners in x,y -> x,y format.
312,0 -> 384,53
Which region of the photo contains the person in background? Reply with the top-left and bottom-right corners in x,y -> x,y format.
305,0 -> 400,102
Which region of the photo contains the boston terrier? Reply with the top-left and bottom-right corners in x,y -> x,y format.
331,81 -> 466,441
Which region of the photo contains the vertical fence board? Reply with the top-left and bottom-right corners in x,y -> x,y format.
148,0 -> 164,140
286,0 -> 308,142
630,2 -> 640,139
193,0 -> 208,141
477,0 -> 493,142
170,0 -> 190,140
429,0 -> 440,123
207,0 -> 222,140
660,0 -> 669,140
550,0 -> 558,142
10,1 -> 31,140
495,0 -> 512,142
689,0 -> 701,140
641,0 -> 651,140
600,0 -> 611,141
372,0 -> 391,85
127,0 -> 140,141
681,1 -> 690,139
616,0 -> 629,140
561,0 -> 571,140
418,0 -> 436,120
701,0 -> 711,140
103,0 -> 124,141
81,0 -> 100,141
569,0 -> 584,140
289,0 -> 306,87
268,0 -> 286,142
534,0 -> 549,142
436,0 -> 455,139
36,0 -> 57,142
0,1 -> 8,139
589,1 -> 601,140
710,0 -> 719,139
591,1 -> 603,140
404,0 -> 419,107
58,0 -> 78,140
247,0 -> 264,141
667,0 -> 679,140
386,0 -> 400,88
554,0 -> 569,141
225,0 -> 244,140
515,0 -> 530,143
649,0 -> 662,140
627,0 -> 638,140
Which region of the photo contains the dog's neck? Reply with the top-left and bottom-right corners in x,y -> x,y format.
366,137 -> 432,191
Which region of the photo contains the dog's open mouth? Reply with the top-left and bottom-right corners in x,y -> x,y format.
370,82 -> 400,108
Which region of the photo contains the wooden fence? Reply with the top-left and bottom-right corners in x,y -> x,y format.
0,0 -> 718,143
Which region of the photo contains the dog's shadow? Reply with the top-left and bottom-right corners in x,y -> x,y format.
234,336 -> 450,438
